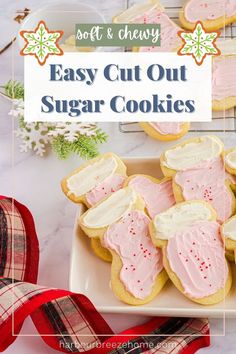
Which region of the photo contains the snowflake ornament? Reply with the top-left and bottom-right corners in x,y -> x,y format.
48,122 -> 98,142
178,22 -> 220,65
20,21 -> 63,65
8,99 -> 24,118
15,122 -> 51,156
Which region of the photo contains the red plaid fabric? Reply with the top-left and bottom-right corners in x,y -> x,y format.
0,196 -> 210,353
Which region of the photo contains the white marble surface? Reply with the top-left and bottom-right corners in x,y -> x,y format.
0,0 -> 236,353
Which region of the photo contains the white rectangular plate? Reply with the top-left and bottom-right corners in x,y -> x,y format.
69,157 -> 236,318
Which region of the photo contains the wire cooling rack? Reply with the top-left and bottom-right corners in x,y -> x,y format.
119,4 -> 236,133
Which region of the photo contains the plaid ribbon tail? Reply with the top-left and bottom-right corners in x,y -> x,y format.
0,196 -> 211,353
0,282 -> 113,353
101,317 -> 210,354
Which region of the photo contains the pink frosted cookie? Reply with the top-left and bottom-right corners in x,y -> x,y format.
113,0 -> 182,52
140,122 -> 190,141
212,55 -> 236,111
80,187 -> 168,305
180,0 -> 236,30
160,135 -> 236,223
174,157 -> 235,223
150,201 -> 232,304
61,153 -> 127,207
103,210 -> 167,304
125,175 -> 175,218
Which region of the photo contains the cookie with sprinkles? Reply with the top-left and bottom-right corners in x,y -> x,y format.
180,0 -> 236,31
160,136 -> 236,223
150,201 -> 232,305
80,187 -> 168,305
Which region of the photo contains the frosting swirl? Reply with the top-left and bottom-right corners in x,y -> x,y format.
83,187 -> 137,228
67,156 -> 118,197
163,136 -> 223,171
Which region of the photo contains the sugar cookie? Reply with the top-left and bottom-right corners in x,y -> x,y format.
80,187 -> 168,305
212,39 -> 236,111
113,0 -> 182,52
225,148 -> 236,176
61,153 -> 127,207
62,153 -> 126,263
90,238 -> 112,263
160,135 -> 224,177
139,122 -> 190,141
225,249 -> 235,263
150,201 -> 232,305
125,174 -> 175,218
221,215 -> 236,263
160,135 -> 235,222
180,0 -> 236,31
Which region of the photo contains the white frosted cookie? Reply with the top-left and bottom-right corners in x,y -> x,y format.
180,0 -> 236,31
160,135 -> 224,176
61,153 -> 127,207
150,201 -> 232,305
61,153 -> 127,263
80,187 -> 168,305
160,136 -> 235,223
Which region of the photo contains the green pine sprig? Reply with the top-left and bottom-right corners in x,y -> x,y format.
51,129 -> 108,160
3,80 -> 24,99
